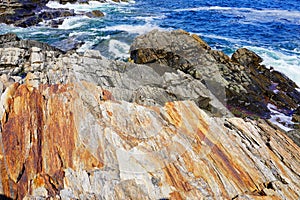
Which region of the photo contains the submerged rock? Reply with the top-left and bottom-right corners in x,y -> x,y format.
86,10 -> 105,18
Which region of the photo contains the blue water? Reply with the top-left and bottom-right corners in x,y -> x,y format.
0,0 -> 300,84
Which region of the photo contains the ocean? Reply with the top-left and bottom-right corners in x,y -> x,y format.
0,0 -> 300,85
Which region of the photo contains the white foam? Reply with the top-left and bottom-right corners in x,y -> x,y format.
244,46 -> 300,86
46,1 -> 108,13
77,41 -> 96,53
69,31 -> 96,37
28,31 -> 52,35
200,33 -> 252,44
106,0 -> 135,5
76,35 -> 110,53
175,6 -> 232,12
108,39 -> 130,60
58,16 -> 89,30
100,23 -> 164,35
175,6 -> 300,24
134,15 -> 166,23
267,103 -> 294,132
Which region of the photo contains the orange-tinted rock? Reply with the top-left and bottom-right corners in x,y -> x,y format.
0,81 -> 299,199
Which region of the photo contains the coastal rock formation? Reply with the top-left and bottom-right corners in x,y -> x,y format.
0,0 -> 49,26
0,32 -> 299,199
0,33 -> 230,117
130,30 -> 300,123
0,0 -> 106,27
0,81 -> 299,199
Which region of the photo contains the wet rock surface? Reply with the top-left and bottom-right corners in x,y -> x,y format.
86,10 -> 105,18
0,31 -> 299,199
0,0 -> 107,28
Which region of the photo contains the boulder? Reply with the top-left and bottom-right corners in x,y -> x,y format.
86,10 -> 105,18
231,47 -> 263,67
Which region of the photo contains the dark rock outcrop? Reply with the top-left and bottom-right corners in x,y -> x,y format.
130,30 -> 300,124
0,0 -> 48,25
231,48 -> 263,67
14,9 -> 75,27
0,33 -> 61,52
86,10 -> 105,18
0,0 -> 105,27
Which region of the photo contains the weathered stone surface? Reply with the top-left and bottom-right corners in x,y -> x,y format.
0,33 -> 62,52
130,29 -> 300,123
231,47 -> 263,67
0,36 -> 231,117
0,32 -> 299,200
0,82 -> 299,199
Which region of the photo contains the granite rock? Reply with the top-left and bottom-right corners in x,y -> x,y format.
0,32 -> 299,200
0,82 -> 299,199
130,29 -> 300,123
0,35 -> 231,117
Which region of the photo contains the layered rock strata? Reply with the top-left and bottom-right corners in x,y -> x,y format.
130,29 -> 300,123
0,32 -> 299,199
0,81 -> 299,199
0,33 -> 230,117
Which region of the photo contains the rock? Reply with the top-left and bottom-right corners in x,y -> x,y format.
86,10 -> 105,18
0,31 -> 299,199
0,82 -> 299,199
14,9 -> 75,27
52,36 -> 84,52
0,0 -> 110,28
48,18 -> 65,28
0,33 -> 20,44
130,29 -> 300,123
0,33 -> 62,52
231,47 -> 263,67
0,0 -> 48,26
2,34 -> 232,117
59,0 -> 78,4
286,129 -> 300,147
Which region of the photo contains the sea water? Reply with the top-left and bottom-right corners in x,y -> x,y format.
0,0 -> 299,86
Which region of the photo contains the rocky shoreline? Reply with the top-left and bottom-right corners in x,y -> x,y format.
0,0 -> 115,28
0,30 -> 299,199
1,31 -> 299,130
